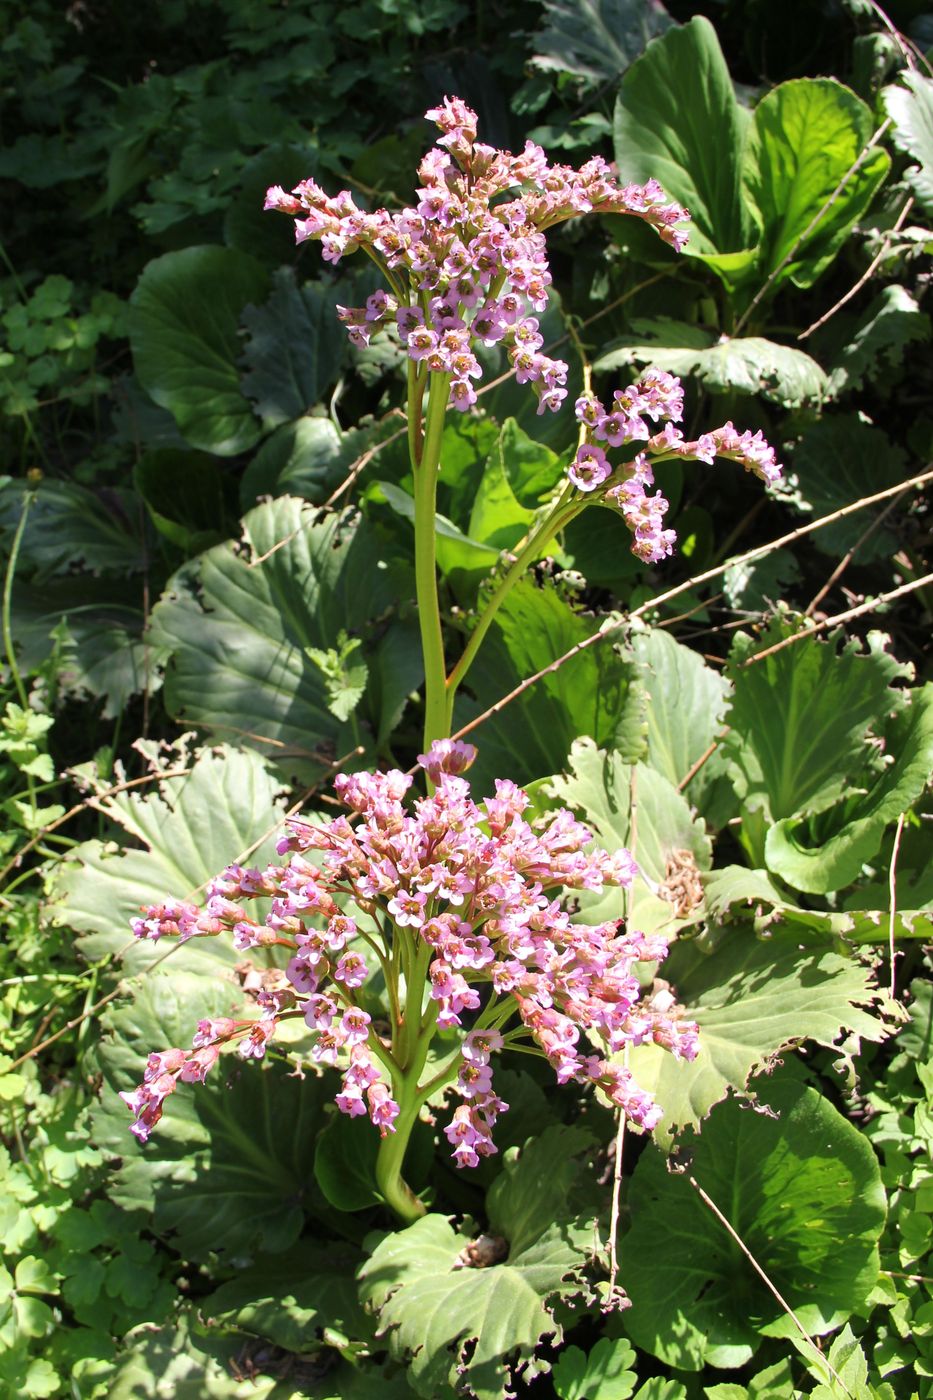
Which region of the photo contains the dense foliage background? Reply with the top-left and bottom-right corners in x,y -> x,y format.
1,0 -> 932,1395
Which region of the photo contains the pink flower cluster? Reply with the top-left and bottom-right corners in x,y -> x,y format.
122,740 -> 697,1162
569,374 -> 781,563
265,96 -> 689,416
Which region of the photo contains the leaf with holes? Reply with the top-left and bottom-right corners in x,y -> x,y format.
93,971 -> 331,1260
359,1127 -> 600,1400
547,738 -> 711,934
620,1078 -> 886,1370
129,247 -> 268,455
594,321 -> 827,407
149,499 -> 420,781
529,0 -> 674,89
50,741 -> 288,973
625,923 -> 894,1144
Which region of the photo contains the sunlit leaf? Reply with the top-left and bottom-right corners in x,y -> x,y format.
621,1078 -> 887,1369
884,72 -> 933,215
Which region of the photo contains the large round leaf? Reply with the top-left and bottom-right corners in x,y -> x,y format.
621,1078 -> 886,1370
129,247 -> 269,455
51,743 -> 289,973
150,498 -> 420,783
93,970 -> 333,1260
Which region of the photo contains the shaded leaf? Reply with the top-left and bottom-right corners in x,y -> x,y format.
773,415 -> 908,560
626,923 -> 894,1143
134,448 -> 230,554
621,1079 -> 887,1370
203,1241 -> 368,1351
456,586 -> 647,796
239,268 -> 347,429
150,499 -> 420,782
552,1337 -> 637,1399
826,284 -> 931,395
129,247 -> 268,455
530,0 -> 674,88
0,478 -> 145,583
93,971 -> 331,1260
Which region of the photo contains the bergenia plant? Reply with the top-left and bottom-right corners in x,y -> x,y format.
121,97 -> 779,1224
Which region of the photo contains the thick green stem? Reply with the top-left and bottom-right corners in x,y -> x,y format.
3,488 -> 34,710
374,1088 -> 428,1224
412,374 -> 452,752
445,486 -> 583,717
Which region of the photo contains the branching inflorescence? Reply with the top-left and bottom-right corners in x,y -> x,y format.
122,97 -> 779,1221
124,741 -> 697,1190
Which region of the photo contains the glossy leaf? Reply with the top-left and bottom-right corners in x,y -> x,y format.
613,18 -> 756,261
129,247 -> 269,455
595,320 -> 827,406
724,624 -> 912,822
621,1079 -> 886,1370
745,78 -> 890,291
767,682 -> 933,893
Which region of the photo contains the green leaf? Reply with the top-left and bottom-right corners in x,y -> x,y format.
496,418 -> 565,509
613,18 -> 757,262
0,477 -> 146,583
626,922 -> 894,1142
630,627 -> 729,813
93,970 -> 332,1259
468,424 -> 537,550
51,740 -> 288,973
705,864 -> 933,943
129,247 -> 269,455
724,623 -> 912,822
772,415 -> 908,561
594,320 -> 827,407
456,585 -> 646,797
313,1110 -> 380,1211
552,1337 -> 638,1399
723,549 -> 801,613
359,1126 -> 599,1400
375,479 -> 500,582
306,629 -> 368,723
134,448 -> 230,554
547,738 -> 711,934
826,284 -> 931,395
150,499 -> 420,781
621,1078 -> 887,1370
884,72 -> 933,215
745,79 -> 890,291
203,1241 -> 368,1351
529,0 -> 674,89
239,268 -> 347,429
104,1313 -> 276,1398
767,682 -> 933,893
